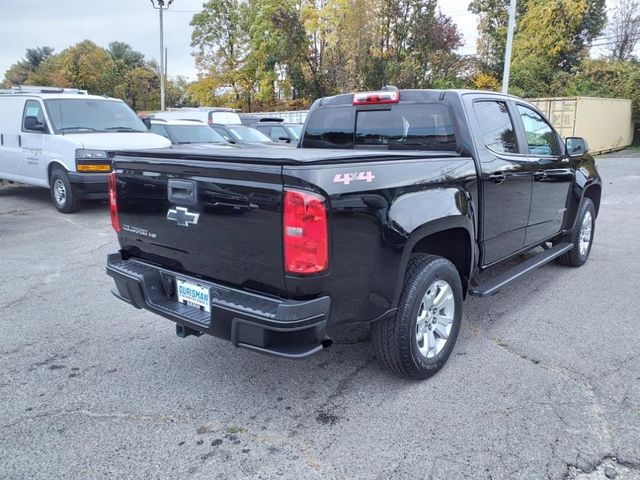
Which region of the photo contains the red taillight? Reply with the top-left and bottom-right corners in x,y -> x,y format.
283,189 -> 328,275
352,90 -> 400,105
108,171 -> 121,233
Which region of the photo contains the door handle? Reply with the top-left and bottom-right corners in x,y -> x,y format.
167,179 -> 197,205
536,157 -> 556,166
534,170 -> 548,180
488,172 -> 507,183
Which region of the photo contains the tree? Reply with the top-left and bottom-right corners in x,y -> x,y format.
59,40 -> 116,94
243,0 -> 309,105
191,0 -> 252,107
113,67 -> 160,111
3,46 -> 55,85
166,76 -> 195,108
509,0 -> 606,96
469,0 -> 527,79
108,42 -> 145,69
607,0 -> 640,60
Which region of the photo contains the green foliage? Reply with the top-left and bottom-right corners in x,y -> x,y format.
5,0 -> 635,118
59,40 -> 116,94
4,46 -> 55,85
3,41 -> 192,112
469,0 -> 527,78
472,0 -> 606,86
113,67 -> 160,112
508,0 -> 607,97
564,59 -> 640,119
190,0 -> 464,110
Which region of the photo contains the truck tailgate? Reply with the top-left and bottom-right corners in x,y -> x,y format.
113,156 -> 286,295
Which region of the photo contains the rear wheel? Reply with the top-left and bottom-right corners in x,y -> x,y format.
372,254 -> 463,379
554,198 -> 595,267
50,168 -> 81,213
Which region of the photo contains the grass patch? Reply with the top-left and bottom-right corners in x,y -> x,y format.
225,426 -> 246,434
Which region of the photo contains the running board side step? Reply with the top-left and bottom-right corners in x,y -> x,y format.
470,243 -> 573,297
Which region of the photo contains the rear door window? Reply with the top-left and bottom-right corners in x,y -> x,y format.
473,101 -> 519,154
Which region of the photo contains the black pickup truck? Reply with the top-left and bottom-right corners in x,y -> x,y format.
106,89 -> 601,379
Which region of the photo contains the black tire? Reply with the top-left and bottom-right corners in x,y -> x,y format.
554,198 -> 595,267
49,168 -> 81,213
372,254 -> 463,380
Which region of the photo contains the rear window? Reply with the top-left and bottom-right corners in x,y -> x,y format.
228,126 -> 271,142
169,125 -> 225,144
302,104 -> 456,151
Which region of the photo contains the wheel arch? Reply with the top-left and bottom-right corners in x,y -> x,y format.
47,161 -> 68,187
394,216 -> 475,303
583,183 -> 601,217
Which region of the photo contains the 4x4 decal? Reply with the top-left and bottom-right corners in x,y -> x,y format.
333,171 -> 376,185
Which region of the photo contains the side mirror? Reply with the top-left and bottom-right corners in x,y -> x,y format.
278,136 -> 291,143
566,137 -> 588,157
140,116 -> 152,130
24,116 -> 45,132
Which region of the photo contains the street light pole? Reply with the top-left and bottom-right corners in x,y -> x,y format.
150,0 -> 174,110
502,0 -> 517,94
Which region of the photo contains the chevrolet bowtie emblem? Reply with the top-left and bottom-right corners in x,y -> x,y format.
167,207 -> 200,227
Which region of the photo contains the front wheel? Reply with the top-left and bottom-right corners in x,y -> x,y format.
372,254 -> 463,380
50,168 -> 81,213
554,198 -> 595,267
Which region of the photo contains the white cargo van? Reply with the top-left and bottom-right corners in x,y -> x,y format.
0,86 -> 171,213
152,107 -> 242,125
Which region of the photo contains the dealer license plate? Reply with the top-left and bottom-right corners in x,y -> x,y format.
176,278 -> 211,313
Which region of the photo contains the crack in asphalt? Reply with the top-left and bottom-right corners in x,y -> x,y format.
315,357 -> 373,426
562,455 -> 640,479
485,336 -> 640,479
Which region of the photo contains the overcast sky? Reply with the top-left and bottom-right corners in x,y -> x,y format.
0,0 -> 480,82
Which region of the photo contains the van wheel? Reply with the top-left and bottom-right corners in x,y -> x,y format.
554,198 -> 595,267
372,254 -> 463,379
50,168 -> 81,213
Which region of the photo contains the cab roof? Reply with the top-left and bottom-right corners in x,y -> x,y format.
316,88 -> 521,107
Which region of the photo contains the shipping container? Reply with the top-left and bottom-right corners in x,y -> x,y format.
527,97 -> 633,154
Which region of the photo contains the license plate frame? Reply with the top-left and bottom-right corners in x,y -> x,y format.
176,278 -> 211,313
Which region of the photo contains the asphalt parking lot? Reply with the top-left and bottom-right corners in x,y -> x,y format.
1,152 -> 639,480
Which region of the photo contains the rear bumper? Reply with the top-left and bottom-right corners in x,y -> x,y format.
68,172 -> 108,200
106,253 -> 331,358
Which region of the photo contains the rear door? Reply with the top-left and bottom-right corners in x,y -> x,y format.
115,156 -> 286,294
0,97 -> 24,179
514,103 -> 573,246
469,98 -> 536,265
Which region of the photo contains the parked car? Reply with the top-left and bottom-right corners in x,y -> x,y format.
252,119 -> 302,145
210,124 -> 279,148
153,107 -> 242,125
106,89 -> 601,379
149,119 -> 235,149
0,86 -> 171,213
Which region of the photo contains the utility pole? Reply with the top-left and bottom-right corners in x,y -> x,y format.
502,0 -> 517,94
150,0 -> 174,110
